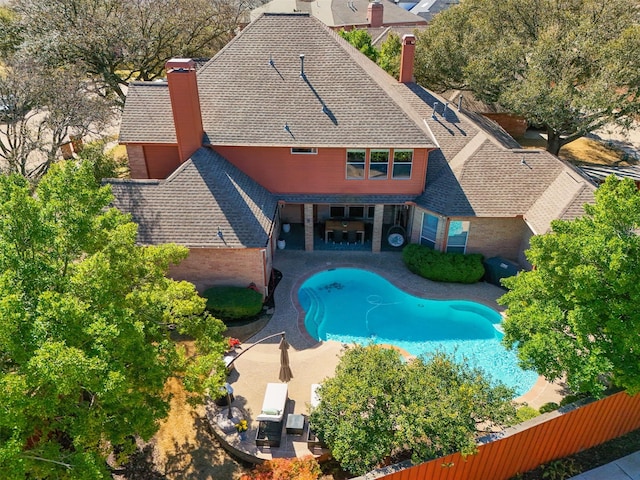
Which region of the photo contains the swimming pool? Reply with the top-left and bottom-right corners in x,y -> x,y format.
298,267 -> 537,396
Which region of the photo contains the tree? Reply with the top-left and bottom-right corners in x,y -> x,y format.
413,0 -> 640,155
500,176 -> 640,396
377,31 -> 401,79
0,55 -> 113,180
0,6 -> 23,58
338,29 -> 379,63
0,161 -> 228,479
309,345 -> 515,476
13,0 -> 249,105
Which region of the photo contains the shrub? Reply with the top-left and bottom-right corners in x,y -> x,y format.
516,405 -> 540,422
539,402 -> 560,414
202,286 -> 263,321
559,393 -> 589,407
402,243 -> 485,283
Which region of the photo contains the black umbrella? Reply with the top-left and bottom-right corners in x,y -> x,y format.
279,334 -> 293,382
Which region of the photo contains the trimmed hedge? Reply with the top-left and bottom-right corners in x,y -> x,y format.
202,286 -> 263,321
402,243 -> 485,284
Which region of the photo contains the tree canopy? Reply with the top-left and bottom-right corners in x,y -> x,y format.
0,55 -> 113,180
309,345 -> 515,475
0,161 -> 228,479
413,0 -> 640,155
500,176 -> 640,396
11,0 -> 248,105
339,28 -> 379,63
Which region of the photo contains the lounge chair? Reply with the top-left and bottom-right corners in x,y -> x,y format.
255,383 -> 288,448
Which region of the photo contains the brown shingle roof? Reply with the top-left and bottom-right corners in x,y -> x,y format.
120,13 -> 436,149
107,148 -> 277,248
119,83 -> 176,144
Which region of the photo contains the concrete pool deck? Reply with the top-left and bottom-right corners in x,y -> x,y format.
209,250 -> 566,461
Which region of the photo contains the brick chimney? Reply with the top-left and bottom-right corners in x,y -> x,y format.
399,34 -> 416,83
166,58 -> 204,163
367,0 -> 384,28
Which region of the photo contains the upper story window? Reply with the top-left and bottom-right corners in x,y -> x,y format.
291,147 -> 317,154
446,221 -> 470,254
369,149 -> 389,179
346,149 -> 365,179
392,149 -> 413,179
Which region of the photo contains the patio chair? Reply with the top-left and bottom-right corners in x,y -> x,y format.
332,230 -> 344,244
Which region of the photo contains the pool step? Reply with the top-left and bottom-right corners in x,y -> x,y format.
299,287 -> 325,340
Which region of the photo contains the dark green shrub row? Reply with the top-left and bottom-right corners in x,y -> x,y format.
202,286 -> 263,321
402,243 -> 485,283
539,402 -> 560,414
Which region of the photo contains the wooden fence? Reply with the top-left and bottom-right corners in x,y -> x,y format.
382,391 -> 640,480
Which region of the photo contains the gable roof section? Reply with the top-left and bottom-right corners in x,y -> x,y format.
398,85 -> 595,227
119,83 -> 176,144
197,14 -> 433,147
107,148 -> 277,248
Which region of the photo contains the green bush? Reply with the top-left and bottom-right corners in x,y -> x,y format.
402,243 -> 485,283
202,286 -> 263,321
559,393 -> 588,407
516,405 -> 540,422
539,402 -> 560,414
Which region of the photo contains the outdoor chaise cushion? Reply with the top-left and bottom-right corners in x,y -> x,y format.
310,383 -> 321,409
256,382 -> 288,422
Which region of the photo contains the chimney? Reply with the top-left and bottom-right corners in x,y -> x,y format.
367,0 -> 384,28
399,34 -> 416,83
165,58 -> 204,163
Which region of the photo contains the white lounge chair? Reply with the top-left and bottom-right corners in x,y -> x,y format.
255,382 -> 288,422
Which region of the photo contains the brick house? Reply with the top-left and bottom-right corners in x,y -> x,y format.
109,13 -> 595,296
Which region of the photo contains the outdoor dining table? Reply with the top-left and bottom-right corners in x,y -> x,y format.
324,219 -> 365,244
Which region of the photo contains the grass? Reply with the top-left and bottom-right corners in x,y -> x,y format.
515,130 -> 630,166
511,428 -> 640,480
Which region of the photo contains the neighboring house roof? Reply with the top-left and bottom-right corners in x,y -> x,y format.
402,85 -> 596,233
367,25 -> 428,46
108,148 -> 278,248
119,14 -> 435,149
249,0 -> 426,27
410,0 -> 457,21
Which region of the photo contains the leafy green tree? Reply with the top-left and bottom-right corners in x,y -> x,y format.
0,161 -> 228,479
309,345 -> 515,475
377,31 -> 401,79
500,176 -> 640,396
13,0 -> 247,105
413,0 -> 640,155
339,28 -> 379,63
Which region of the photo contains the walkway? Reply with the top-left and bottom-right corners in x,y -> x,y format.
208,250 -> 565,461
568,451 -> 640,480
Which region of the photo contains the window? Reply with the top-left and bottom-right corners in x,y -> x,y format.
349,206 -> 364,218
330,206 -> 346,218
291,147 -> 317,154
367,206 -> 375,218
369,149 -> 389,179
346,149 -> 365,179
393,149 -> 413,179
446,221 -> 470,253
421,213 -> 439,249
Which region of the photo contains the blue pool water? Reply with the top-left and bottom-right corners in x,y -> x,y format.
298,268 -> 538,396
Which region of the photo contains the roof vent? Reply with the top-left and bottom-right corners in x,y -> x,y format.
457,94 -> 463,111
269,54 -> 274,67
431,101 -> 439,119
442,102 -> 449,119
299,54 -> 305,78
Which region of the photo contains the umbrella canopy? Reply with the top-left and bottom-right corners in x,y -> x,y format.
279,335 -> 293,382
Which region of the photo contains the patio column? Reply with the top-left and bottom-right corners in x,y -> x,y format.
371,204 -> 384,253
304,203 -> 314,251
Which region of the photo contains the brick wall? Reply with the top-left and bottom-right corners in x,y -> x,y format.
465,216 -> 527,262
126,145 -> 148,179
482,113 -> 528,138
169,247 -> 269,296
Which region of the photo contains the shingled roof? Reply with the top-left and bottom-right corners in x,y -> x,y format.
108,148 -> 277,248
249,0 -> 426,27
119,13 -> 435,149
399,85 -> 596,233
